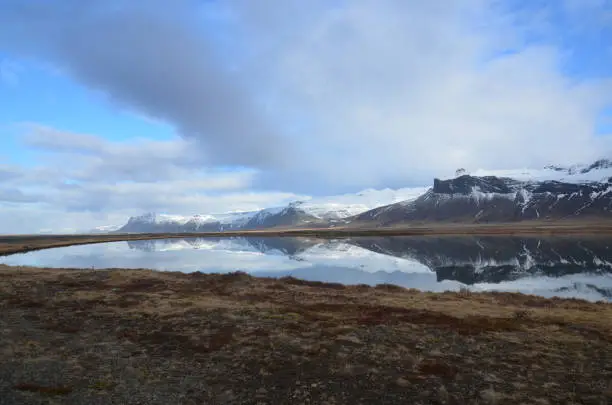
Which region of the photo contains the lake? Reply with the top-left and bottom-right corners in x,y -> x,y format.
2,236 -> 612,301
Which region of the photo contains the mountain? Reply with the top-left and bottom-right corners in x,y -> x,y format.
109,159 -> 612,232
351,160 -> 612,226
241,204 -> 327,230
241,187 -> 428,229
113,187 -> 427,233
116,211 -> 258,233
293,187 -> 429,219
470,158 -> 612,184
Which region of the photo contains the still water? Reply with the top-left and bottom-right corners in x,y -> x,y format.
2,236 -> 612,301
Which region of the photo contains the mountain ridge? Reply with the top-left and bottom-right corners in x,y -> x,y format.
109,159 -> 612,233
349,159 -> 612,226
113,187 -> 427,233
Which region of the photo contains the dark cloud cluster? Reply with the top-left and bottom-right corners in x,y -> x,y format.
0,0 -> 287,168
1,0 -> 612,233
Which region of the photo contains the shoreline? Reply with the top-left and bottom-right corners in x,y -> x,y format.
1,266 -> 611,404
3,221 -> 612,256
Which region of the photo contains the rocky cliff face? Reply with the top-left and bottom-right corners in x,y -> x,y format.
351,174 -> 612,225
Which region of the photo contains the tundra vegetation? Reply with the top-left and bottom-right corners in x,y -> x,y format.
1,265 -> 611,404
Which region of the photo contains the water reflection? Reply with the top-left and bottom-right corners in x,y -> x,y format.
2,236 -> 612,301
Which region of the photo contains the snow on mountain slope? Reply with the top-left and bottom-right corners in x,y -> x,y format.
352,167 -> 612,225
113,187 -> 431,232
118,211 -> 260,232
458,159 -> 612,184
212,211 -> 259,227
243,207 -> 285,226
292,187 -> 430,219
133,213 -> 192,225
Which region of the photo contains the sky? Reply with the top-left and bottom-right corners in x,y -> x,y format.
0,0 -> 611,233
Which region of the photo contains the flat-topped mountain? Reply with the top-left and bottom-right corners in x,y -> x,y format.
350,166 -> 612,226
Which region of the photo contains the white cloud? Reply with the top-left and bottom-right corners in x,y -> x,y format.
0,186 -> 304,234
2,0 -> 612,232
230,0 -> 612,188
0,129 -> 305,233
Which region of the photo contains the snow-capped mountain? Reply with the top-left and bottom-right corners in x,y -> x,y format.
239,187 -> 428,230
107,158 -> 612,233
351,159 -> 612,225
117,211 -> 259,233
112,187 -> 428,233
241,204 -> 328,229
294,187 -> 430,219
456,158 -> 612,184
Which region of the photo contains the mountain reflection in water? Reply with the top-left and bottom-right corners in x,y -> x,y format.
2,236 -> 612,301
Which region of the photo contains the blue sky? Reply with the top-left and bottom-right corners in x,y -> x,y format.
0,54 -> 176,163
0,0 -> 611,233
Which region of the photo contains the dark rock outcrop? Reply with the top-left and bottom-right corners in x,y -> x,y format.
351,175 -> 612,225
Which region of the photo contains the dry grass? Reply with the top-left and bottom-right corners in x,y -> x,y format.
1,265 -> 611,404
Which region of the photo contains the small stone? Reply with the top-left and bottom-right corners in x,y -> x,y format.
335,334 -> 362,345
396,377 -> 411,387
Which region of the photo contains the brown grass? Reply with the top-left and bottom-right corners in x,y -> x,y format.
1,265 -> 611,404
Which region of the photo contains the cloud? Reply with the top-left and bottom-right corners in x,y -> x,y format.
23,124 -> 108,155
0,165 -> 23,182
2,0 -> 612,199
0,0 -> 288,169
0,188 -> 41,203
0,205 -> 131,234
42,178 -> 285,213
21,124 -> 209,182
0,186 -> 304,234
0,128 -> 305,233
563,0 -> 612,22
225,0 -> 612,191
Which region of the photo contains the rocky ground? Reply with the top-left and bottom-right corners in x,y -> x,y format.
1,265 -> 611,405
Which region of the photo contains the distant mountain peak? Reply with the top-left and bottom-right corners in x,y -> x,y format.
352,160 -> 612,226
101,158 -> 612,234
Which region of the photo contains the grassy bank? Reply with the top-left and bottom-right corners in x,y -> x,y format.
3,220 -> 612,256
1,265 -> 611,404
